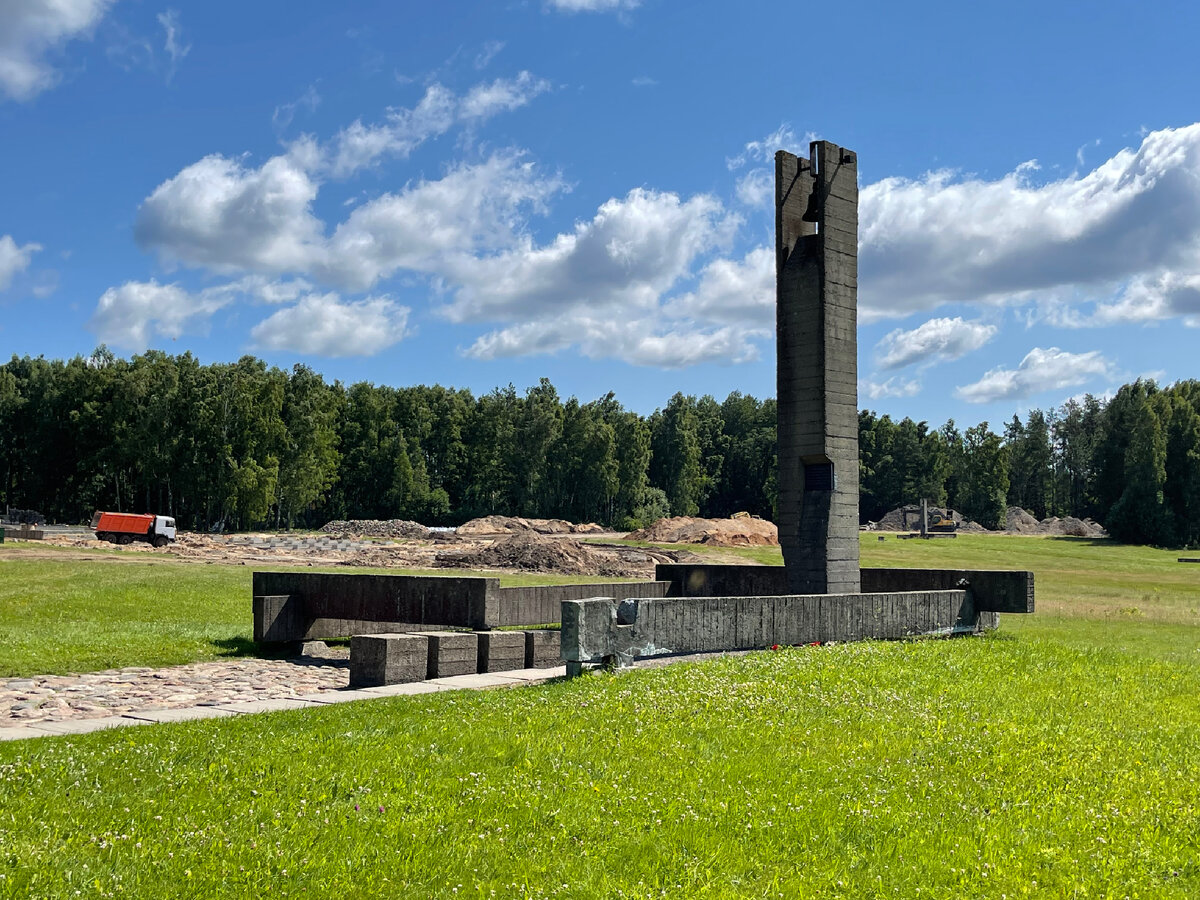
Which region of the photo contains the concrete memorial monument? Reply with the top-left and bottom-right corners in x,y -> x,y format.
562,140 -> 1034,673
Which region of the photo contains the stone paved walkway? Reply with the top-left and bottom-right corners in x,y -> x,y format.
2,653 -> 353,726
0,653 -> 567,742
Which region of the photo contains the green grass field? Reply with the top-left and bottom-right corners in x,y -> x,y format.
1,535 -> 1198,897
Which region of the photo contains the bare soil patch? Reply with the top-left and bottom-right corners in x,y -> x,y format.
626,516 -> 779,547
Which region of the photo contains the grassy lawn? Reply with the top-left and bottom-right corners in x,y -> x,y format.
2,534 -> 1199,897
0,548 -> 641,677
2,635 -> 1199,897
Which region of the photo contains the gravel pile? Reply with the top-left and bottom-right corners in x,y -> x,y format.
319,519 -> 433,539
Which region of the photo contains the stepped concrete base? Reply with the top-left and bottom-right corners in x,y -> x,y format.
348,630 -> 564,687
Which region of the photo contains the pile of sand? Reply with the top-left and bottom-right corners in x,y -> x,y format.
456,516 -> 605,536
319,519 -> 432,539
626,516 -> 779,547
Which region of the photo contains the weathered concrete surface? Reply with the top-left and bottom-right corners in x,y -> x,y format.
254,571 -> 668,642
493,581 -> 668,628
656,564 -> 790,599
426,631 -> 479,679
562,590 -> 977,669
525,630 -> 562,668
255,572 -> 497,641
858,567 -> 1033,615
349,633 -> 429,687
477,631 -> 526,673
654,563 -> 1032,617
775,142 -> 860,595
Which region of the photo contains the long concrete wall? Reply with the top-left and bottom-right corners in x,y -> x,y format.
654,563 -> 1032,617
562,589 -> 980,670
252,571 -> 669,643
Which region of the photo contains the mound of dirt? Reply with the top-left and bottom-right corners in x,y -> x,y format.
1003,507 -> 1106,537
456,516 -> 604,536
1005,506 -> 1040,533
434,533 -> 658,577
626,516 -> 779,547
320,519 -> 432,539
1037,515 -> 1106,537
875,505 -> 988,533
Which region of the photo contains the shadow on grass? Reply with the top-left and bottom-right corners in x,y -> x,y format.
209,636 -> 350,668
210,636 -> 291,660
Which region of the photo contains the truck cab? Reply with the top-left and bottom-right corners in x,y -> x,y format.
154,516 -> 177,543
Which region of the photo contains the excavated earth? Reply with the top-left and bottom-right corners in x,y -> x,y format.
18,521 -> 727,578
626,515 -> 780,547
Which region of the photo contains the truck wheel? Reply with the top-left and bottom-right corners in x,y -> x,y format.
153,535 -> 168,548
117,534 -> 133,545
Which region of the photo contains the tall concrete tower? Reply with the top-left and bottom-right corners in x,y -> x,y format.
775,141 -> 860,594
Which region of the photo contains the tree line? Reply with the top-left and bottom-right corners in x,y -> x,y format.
1,349 -> 1196,546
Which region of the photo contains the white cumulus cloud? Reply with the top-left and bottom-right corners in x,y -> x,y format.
250,293 -> 410,357
324,152 -> 564,291
859,124 -> 1200,326
875,316 -> 997,370
134,142 -> 326,275
0,0 -> 112,101
954,347 -> 1114,404
89,279 -> 236,348
0,235 -> 41,290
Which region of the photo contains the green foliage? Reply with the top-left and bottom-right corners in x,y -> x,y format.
1,350 -> 1196,545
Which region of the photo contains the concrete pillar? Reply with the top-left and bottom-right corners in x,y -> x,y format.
775,142 -> 860,594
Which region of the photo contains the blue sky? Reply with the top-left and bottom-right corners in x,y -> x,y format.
3,0 -> 1200,427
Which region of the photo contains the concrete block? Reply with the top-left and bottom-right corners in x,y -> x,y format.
477,631 -> 526,673
525,630 -> 562,668
426,631 -> 479,679
350,633 -> 429,687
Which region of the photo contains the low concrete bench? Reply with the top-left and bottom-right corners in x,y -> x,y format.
350,629 -> 563,687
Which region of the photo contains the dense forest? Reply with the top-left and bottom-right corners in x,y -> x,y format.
1,349 -> 1197,547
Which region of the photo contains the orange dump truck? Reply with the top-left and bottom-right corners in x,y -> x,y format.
90,511 -> 177,547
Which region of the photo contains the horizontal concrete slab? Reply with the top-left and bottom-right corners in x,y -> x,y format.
428,673 -> 521,690
123,707 -> 238,723
214,698 -> 325,714
24,716 -> 146,735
